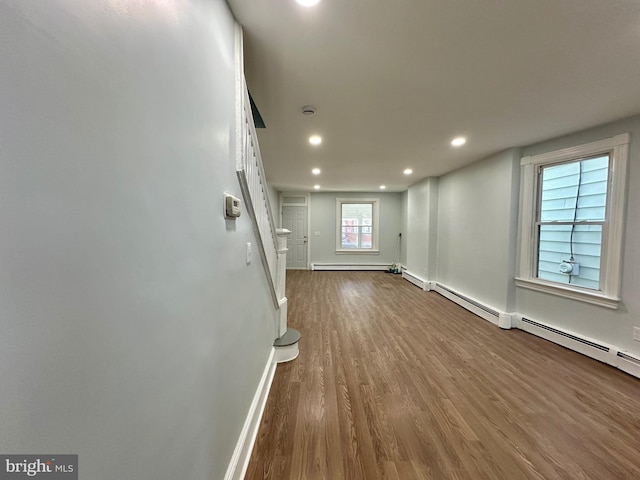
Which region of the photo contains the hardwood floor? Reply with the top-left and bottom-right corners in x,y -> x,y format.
245,271 -> 640,480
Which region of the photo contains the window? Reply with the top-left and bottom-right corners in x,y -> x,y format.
517,134 -> 629,308
336,199 -> 379,253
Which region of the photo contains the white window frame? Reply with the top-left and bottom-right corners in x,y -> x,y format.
516,133 -> 629,309
336,198 -> 380,254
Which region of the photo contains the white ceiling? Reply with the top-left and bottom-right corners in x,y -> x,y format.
227,0 -> 640,192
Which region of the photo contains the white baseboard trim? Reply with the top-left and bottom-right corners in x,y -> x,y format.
311,263 -> 390,271
224,347 -> 277,480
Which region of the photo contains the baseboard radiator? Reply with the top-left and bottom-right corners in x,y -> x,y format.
401,276 -> 640,380
433,282 -> 512,329
311,263 -> 390,271
518,316 -> 640,379
402,269 -> 434,291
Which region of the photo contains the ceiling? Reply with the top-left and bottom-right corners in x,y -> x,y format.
227,0 -> 640,192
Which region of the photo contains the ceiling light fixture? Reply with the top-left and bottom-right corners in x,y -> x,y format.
313,184 -> 320,190
311,168 -> 321,175
295,0 -> 321,6
451,136 -> 466,147
379,185 -> 386,190
403,168 -> 413,175
309,135 -> 322,146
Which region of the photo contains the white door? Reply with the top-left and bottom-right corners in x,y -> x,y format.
282,205 -> 308,269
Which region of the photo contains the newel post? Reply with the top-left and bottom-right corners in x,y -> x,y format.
276,228 -> 291,337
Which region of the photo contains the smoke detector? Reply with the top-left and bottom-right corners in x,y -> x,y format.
301,105 -> 316,116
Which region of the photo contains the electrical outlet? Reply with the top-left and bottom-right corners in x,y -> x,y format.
634,327 -> 640,342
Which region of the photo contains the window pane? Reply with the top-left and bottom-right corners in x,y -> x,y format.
537,224 -> 602,290
341,203 -> 373,249
540,156 -> 609,222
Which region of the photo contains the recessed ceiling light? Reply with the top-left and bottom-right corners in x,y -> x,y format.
451,136 -> 466,147
403,168 -> 413,175
313,184 -> 320,190
311,167 -> 321,175
379,185 -> 387,190
296,0 -> 321,6
309,135 -> 322,146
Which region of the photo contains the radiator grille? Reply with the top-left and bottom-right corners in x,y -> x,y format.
617,351 -> 640,364
521,318 -> 609,352
436,284 -> 499,317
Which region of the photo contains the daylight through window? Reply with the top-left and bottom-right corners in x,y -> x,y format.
336,199 -> 379,253
517,134 -> 629,309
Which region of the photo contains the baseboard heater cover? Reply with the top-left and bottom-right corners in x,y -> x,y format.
616,351 -> 640,378
311,263 -> 390,271
434,283 -> 511,328
617,351 -> 640,363
401,270 -> 432,290
436,283 -> 500,317
521,317 -> 609,352
517,316 -> 640,380
519,316 -> 614,365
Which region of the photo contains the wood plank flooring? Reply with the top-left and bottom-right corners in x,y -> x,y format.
245,271 -> 640,480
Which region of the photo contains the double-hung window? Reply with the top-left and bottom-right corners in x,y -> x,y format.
336,198 -> 379,253
517,134 -> 629,308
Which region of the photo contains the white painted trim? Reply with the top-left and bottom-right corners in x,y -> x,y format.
498,313 -> 513,330
433,283 -> 502,326
401,270 -> 430,290
280,192 -> 310,207
517,133 -> 630,309
311,263 -> 390,271
512,313 -> 640,380
335,198 -> 380,253
617,353 -> 640,379
275,343 -> 300,363
515,313 -> 614,364
515,277 -> 619,309
278,297 -> 288,338
224,348 -> 277,480
520,133 -> 629,166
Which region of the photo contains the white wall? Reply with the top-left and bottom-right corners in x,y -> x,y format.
436,149 -> 521,311
309,192 -> 403,265
0,1 -> 277,478
516,115 -> 640,354
405,178 -> 438,280
404,115 -> 639,356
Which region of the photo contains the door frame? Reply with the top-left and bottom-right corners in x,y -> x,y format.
280,192 -> 311,270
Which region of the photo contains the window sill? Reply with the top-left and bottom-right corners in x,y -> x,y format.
335,249 -> 380,255
515,277 -> 620,309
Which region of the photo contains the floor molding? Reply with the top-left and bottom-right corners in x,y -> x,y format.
224,347 -> 277,480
